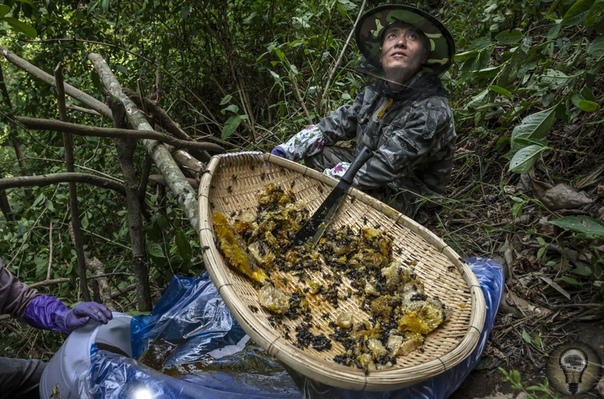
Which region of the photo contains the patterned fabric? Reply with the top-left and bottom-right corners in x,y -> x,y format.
355,5 -> 456,75
275,72 -> 456,219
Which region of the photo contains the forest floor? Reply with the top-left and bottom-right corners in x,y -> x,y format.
425,124 -> 604,399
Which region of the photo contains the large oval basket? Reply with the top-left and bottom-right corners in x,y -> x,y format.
198,152 -> 486,391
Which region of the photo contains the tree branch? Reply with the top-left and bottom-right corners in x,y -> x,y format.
15,116 -> 225,153
88,53 -> 200,234
1,47 -> 112,118
0,172 -> 126,196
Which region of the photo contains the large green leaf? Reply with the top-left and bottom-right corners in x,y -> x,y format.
577,99 -> 600,112
509,144 -> 547,173
3,16 -> 37,38
0,5 -> 11,17
585,0 -> 604,25
495,29 -> 524,45
511,106 -> 557,145
562,0 -> 596,25
587,35 -> 604,58
549,215 -> 604,237
221,115 -> 243,140
488,85 -> 513,99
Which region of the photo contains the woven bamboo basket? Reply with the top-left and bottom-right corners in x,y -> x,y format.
198,152 -> 486,391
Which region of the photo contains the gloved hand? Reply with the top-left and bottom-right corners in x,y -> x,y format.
270,146 -> 286,157
63,302 -> 113,331
24,295 -> 113,334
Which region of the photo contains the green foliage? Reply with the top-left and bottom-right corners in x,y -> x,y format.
453,0 -> 604,174
500,368 -> 559,399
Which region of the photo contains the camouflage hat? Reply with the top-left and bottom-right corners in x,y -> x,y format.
355,5 -> 455,75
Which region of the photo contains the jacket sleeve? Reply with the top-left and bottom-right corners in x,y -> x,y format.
355,98 -> 454,190
275,90 -> 365,161
0,258 -> 40,320
317,90 -> 365,145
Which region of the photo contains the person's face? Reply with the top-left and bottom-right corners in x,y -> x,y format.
379,23 -> 428,83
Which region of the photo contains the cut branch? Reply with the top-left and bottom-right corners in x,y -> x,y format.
0,172 -> 126,195
88,53 -> 200,234
15,116 -> 225,153
1,47 -> 112,118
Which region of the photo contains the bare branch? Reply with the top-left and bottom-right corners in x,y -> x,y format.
15,116 -> 225,153
1,47 -> 112,118
88,53 -> 200,234
0,172 -> 126,196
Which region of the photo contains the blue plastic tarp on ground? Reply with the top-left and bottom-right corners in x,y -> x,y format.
85,257 -> 504,399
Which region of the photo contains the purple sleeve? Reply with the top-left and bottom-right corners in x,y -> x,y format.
0,258 -> 40,319
23,294 -> 72,333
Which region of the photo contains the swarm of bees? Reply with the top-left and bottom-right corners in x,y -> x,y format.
213,183 -> 446,371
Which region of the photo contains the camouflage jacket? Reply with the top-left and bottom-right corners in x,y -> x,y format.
277,72 -> 456,215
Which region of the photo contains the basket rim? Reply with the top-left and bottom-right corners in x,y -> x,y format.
198,152 -> 487,391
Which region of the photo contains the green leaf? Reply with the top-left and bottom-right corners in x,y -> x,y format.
577,99 -> 600,112
220,94 -> 233,105
148,242 -> 165,259
175,230 -> 192,260
561,0 -> 595,26
559,276 -> 583,286
3,16 -> 37,38
488,85 -> 513,99
273,47 -> 285,62
587,35 -> 604,57
549,215 -> 604,237
495,29 -> 524,45
0,5 -> 11,18
521,330 -> 532,344
222,104 -> 239,114
572,265 -> 593,276
509,144 -> 547,173
221,115 -> 242,140
585,0 -> 604,25
511,106 -> 557,145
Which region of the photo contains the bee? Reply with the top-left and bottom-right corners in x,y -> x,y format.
250,164 -> 256,171
290,180 -> 296,188
447,265 -> 456,272
231,174 -> 237,181
419,347 -> 425,353
249,305 -> 259,313
363,366 -> 370,376
350,196 -> 356,204
374,224 -> 381,229
210,185 -> 216,189
318,186 -> 324,195
260,172 -> 267,181
227,186 -> 233,193
362,216 -> 368,224
201,245 -> 210,252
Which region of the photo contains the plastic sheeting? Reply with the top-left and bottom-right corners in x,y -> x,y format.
83,257 -> 504,399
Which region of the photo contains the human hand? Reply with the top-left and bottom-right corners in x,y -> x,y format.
64,302 -> 113,331
270,146 -> 286,157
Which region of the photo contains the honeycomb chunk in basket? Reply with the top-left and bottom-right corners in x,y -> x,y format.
212,212 -> 267,284
258,283 -> 289,314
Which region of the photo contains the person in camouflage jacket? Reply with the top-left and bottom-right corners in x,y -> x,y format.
272,5 -> 456,220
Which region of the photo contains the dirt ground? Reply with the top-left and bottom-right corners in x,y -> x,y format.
450,319 -> 604,399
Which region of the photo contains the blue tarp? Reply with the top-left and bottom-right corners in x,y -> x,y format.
85,257 -> 504,399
